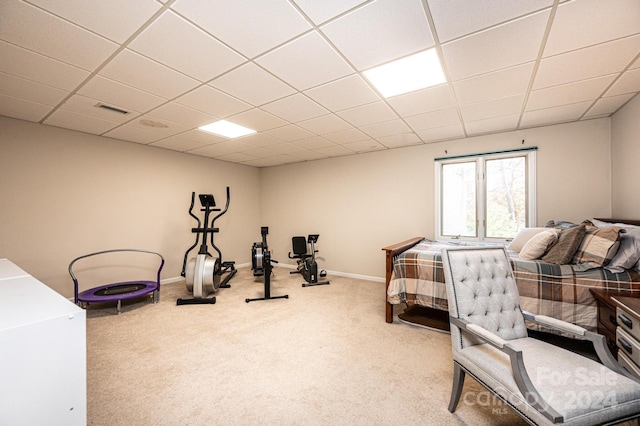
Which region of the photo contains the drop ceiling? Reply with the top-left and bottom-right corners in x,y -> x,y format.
1,0 -> 639,167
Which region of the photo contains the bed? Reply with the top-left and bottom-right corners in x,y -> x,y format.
383,218 -> 640,333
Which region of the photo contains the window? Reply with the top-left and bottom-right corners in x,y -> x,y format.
435,148 -> 536,242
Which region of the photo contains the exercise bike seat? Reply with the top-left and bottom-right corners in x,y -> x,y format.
288,236 -> 311,260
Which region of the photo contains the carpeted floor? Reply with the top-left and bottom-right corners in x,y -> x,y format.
85,266 -> 527,425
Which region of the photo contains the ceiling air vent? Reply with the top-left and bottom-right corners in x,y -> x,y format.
95,103 -> 130,115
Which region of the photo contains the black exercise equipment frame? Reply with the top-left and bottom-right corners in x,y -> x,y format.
246,226 -> 288,303
289,234 -> 330,287
177,187 -> 236,305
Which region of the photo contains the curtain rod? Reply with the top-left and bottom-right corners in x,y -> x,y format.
434,146 -> 537,161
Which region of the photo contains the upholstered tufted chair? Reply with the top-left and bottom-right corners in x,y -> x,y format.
441,246 -> 640,425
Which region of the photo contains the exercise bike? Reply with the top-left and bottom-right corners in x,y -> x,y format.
246,226 -> 288,303
177,187 -> 236,305
289,234 -> 329,287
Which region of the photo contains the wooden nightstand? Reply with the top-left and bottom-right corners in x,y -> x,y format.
612,296 -> 640,378
590,289 -> 637,359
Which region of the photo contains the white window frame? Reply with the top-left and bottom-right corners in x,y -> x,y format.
434,149 -> 536,243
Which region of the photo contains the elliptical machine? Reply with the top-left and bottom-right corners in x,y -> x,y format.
289,234 -> 329,287
177,187 -> 236,305
246,227 -> 288,303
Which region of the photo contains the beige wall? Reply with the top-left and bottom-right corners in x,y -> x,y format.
0,114 -> 620,295
611,94 -> 640,218
0,117 -> 261,297
261,118 -> 613,280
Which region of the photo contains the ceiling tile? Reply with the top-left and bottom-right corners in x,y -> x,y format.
0,72 -> 68,106
2,0 -> 639,168
465,114 -> 519,135
149,135 -> 215,152
218,151 -> 260,163
260,93 -> 328,123
0,94 -> 53,122
377,132 -> 422,148
0,41 -> 90,91
243,154 -> 301,167
584,93 -> 635,118
147,102 -> 216,128
267,143 -> 309,156
24,0 -> 161,44
58,94 -> 141,123
186,139 -> 256,157
227,108 -> 288,132
0,0 -> 118,71
296,113 -> 352,134
175,85 -> 251,118
428,0 -> 553,43
291,136 -> 335,150
544,0 -> 640,57
129,11 -> 245,82
241,147 -> 283,159
45,109 -> 121,135
314,144 -> 355,157
441,10 -> 549,81
256,31 -> 353,91
321,0 -> 434,70
263,124 -> 314,142
520,101 -> 593,128
453,62 -> 534,105
304,74 -> 380,111
172,0 -> 311,58
534,35 -> 640,89
416,123 -> 465,142
526,75 -> 616,111
99,49 -> 199,99
460,94 -> 524,122
360,118 -> 412,138
337,101 -> 398,127
210,62 -> 296,106
288,149 -> 330,161
104,120 -> 183,144
293,0 -> 367,25
387,84 -> 454,116
404,107 -> 460,131
342,139 -> 386,153
606,68 -> 640,97
322,128 -> 370,144
238,133 -> 286,149
78,76 -> 166,113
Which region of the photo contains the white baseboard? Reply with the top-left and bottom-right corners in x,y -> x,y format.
275,262 -> 384,283
161,262 -> 383,285
161,262 -> 252,285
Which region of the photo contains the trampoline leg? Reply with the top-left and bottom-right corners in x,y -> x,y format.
152,290 -> 159,304
117,300 -> 122,315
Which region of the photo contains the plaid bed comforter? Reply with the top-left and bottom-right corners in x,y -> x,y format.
387,239 -> 640,332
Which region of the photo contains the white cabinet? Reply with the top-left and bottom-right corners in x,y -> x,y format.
0,259 -> 86,425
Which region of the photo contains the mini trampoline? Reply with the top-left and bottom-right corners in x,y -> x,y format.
69,249 -> 164,314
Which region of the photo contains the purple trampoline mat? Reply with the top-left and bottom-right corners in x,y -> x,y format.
78,280 -> 158,303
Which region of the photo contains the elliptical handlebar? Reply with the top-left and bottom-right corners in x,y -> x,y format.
181,192 -> 201,277
209,187 -> 231,256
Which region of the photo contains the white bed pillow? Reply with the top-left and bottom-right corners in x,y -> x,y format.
590,219 -> 640,273
518,230 -> 559,260
605,226 -> 640,273
507,227 -> 549,252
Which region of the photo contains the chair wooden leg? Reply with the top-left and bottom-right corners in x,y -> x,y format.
449,362 -> 465,413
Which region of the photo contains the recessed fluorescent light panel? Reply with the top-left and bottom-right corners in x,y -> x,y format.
363,49 -> 446,98
198,120 -> 256,138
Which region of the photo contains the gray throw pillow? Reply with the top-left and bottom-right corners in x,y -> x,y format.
541,225 -> 586,264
